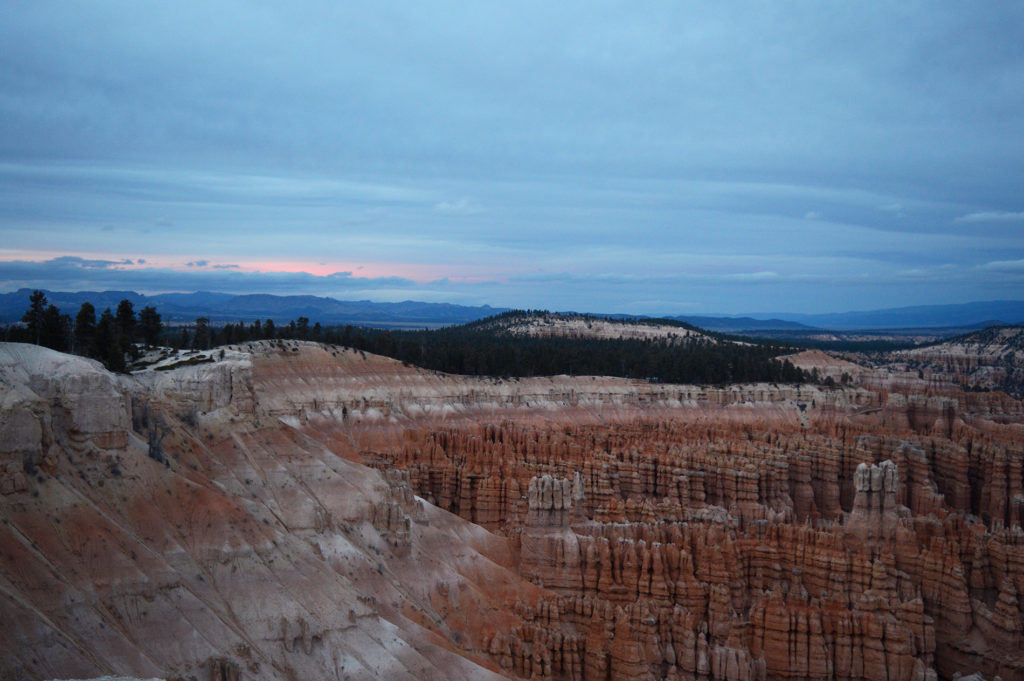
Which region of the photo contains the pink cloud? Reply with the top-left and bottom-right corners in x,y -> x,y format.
0,250 -> 513,286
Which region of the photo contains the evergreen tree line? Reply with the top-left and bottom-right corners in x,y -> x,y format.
313,319 -> 808,384
2,290 -> 162,372
0,292 -> 321,369
185,316 -> 322,349
163,310 -> 808,384
4,294 -> 808,384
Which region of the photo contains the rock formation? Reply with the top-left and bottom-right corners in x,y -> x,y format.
3,339 -> 1024,680
0,343 -> 513,681
846,459 -> 905,542
895,326 -> 1024,396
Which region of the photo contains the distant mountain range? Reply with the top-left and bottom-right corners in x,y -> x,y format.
752,300 -> 1024,330
667,315 -> 815,332
658,301 -> 1024,331
0,289 -> 506,328
1,288 -> 1021,331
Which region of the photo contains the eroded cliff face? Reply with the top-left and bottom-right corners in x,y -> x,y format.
0,343 -> 523,681
3,340 -> 1024,681
367,419 -> 1024,681
891,326 -> 1024,397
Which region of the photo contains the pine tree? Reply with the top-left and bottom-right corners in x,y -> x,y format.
139,306 -> 162,346
74,302 -> 97,356
96,308 -> 125,371
41,305 -> 71,351
194,317 -> 211,350
21,290 -> 47,345
115,300 -> 136,340
115,300 -> 139,360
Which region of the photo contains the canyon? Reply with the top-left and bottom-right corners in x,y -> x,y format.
2,334 -> 1023,681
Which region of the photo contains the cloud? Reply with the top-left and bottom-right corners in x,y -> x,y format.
511,268 -> 803,287
803,211 -> 822,220
434,198 -> 483,215
979,259 -> 1024,273
186,260 -> 209,268
48,256 -> 133,269
726,271 -> 779,282
0,257 -> 421,299
955,211 -> 1024,223
0,252 -> 1018,315
878,202 -> 906,218
0,162 -> 435,211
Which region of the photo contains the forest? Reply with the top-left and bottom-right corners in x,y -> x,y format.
2,292 -> 808,384
321,312 -> 808,384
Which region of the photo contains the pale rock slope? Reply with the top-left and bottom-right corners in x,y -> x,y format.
473,312 -> 708,342
780,348 -> 866,380
0,342 -> 524,681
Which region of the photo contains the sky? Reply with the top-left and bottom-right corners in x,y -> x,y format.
1,2 -> 1023,315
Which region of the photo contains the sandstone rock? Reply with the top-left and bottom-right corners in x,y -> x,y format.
846,459 -> 906,542
5,340 -> 1024,681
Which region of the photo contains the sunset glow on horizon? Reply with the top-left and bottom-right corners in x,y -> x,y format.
0,250 -> 511,283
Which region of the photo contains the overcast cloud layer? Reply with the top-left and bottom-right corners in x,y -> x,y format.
1,2 -> 1023,314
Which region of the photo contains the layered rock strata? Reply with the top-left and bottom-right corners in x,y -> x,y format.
3,340 -> 1024,681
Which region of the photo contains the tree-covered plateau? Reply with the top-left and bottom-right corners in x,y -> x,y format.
3,294 -> 805,384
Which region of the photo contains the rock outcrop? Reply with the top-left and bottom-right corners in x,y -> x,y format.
0,344 -> 513,681
846,459 -> 906,542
